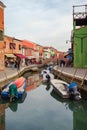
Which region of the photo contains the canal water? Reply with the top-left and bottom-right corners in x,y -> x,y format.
0,73 -> 87,130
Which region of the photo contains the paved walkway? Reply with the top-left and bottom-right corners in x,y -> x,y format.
0,65 -> 37,87
53,66 -> 87,86
54,66 -> 87,79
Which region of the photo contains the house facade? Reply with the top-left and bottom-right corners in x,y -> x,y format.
0,1 -> 5,70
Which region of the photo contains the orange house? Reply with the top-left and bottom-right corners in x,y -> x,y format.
4,35 -> 28,66
4,35 -> 22,56
0,1 -> 6,70
0,1 -> 5,48
22,40 -> 36,57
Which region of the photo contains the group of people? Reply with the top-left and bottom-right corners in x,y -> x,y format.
5,58 -> 21,70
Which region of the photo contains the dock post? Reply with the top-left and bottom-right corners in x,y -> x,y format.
58,66 -> 65,77
81,69 -> 87,87
71,68 -> 78,82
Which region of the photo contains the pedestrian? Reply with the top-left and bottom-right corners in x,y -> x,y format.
16,58 -> 21,70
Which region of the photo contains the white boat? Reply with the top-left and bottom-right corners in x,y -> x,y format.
51,79 -> 69,99
41,70 -> 54,83
51,79 -> 81,100
41,69 -> 50,76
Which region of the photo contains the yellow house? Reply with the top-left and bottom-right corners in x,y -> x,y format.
0,1 -> 6,70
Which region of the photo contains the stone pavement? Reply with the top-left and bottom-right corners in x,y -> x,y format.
0,65 -> 37,87
53,66 -> 87,86
54,66 -> 87,79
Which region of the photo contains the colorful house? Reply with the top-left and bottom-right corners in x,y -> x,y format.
73,5 -> 87,68
4,35 -> 22,55
4,35 -> 26,67
0,1 -> 6,70
21,40 -> 36,57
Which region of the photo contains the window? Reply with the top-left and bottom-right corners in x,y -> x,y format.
9,43 -> 16,49
4,41 -> 6,48
0,30 -> 4,41
19,45 -> 21,50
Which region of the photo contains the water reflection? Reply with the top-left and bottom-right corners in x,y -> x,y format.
9,92 -> 27,112
45,82 -> 51,91
26,73 -> 42,92
0,92 -> 27,130
1,72 -> 87,130
50,89 -> 87,130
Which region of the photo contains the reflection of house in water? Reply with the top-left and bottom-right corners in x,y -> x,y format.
0,103 -> 9,130
26,74 -> 42,91
50,89 -> 87,130
0,92 -> 27,130
73,105 -> 87,130
0,104 -> 5,130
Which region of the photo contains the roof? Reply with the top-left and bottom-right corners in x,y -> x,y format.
22,40 -> 35,50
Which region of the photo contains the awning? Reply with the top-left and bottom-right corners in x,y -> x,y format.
5,54 -> 16,58
14,54 -> 27,59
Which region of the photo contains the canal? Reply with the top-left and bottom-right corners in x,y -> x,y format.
0,73 -> 87,130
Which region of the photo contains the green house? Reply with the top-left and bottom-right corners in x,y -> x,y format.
74,26 -> 87,68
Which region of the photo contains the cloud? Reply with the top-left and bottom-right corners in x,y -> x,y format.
2,0 -> 87,51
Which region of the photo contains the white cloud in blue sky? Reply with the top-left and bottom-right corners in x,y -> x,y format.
2,0 -> 87,51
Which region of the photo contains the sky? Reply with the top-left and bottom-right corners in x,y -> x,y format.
1,0 -> 87,51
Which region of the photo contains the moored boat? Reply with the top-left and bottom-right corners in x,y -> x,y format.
41,69 -> 54,83
1,77 -> 27,100
51,79 -> 81,101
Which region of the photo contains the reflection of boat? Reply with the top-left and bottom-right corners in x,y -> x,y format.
51,79 -> 81,100
50,89 -> 86,112
9,92 -> 27,112
46,82 -> 51,91
50,89 -> 69,103
0,92 -> 27,112
1,77 -> 27,100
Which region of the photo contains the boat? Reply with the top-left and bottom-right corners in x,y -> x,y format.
51,79 -> 81,100
1,77 -> 27,100
41,69 -> 54,83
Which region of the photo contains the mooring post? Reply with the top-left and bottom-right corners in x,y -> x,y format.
81,69 -> 87,87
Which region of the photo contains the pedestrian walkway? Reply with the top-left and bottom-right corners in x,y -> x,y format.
53,66 -> 87,86
0,65 -> 37,87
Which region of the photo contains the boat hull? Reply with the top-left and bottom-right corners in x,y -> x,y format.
51,79 -> 69,99
1,77 -> 27,100
51,79 -> 81,100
